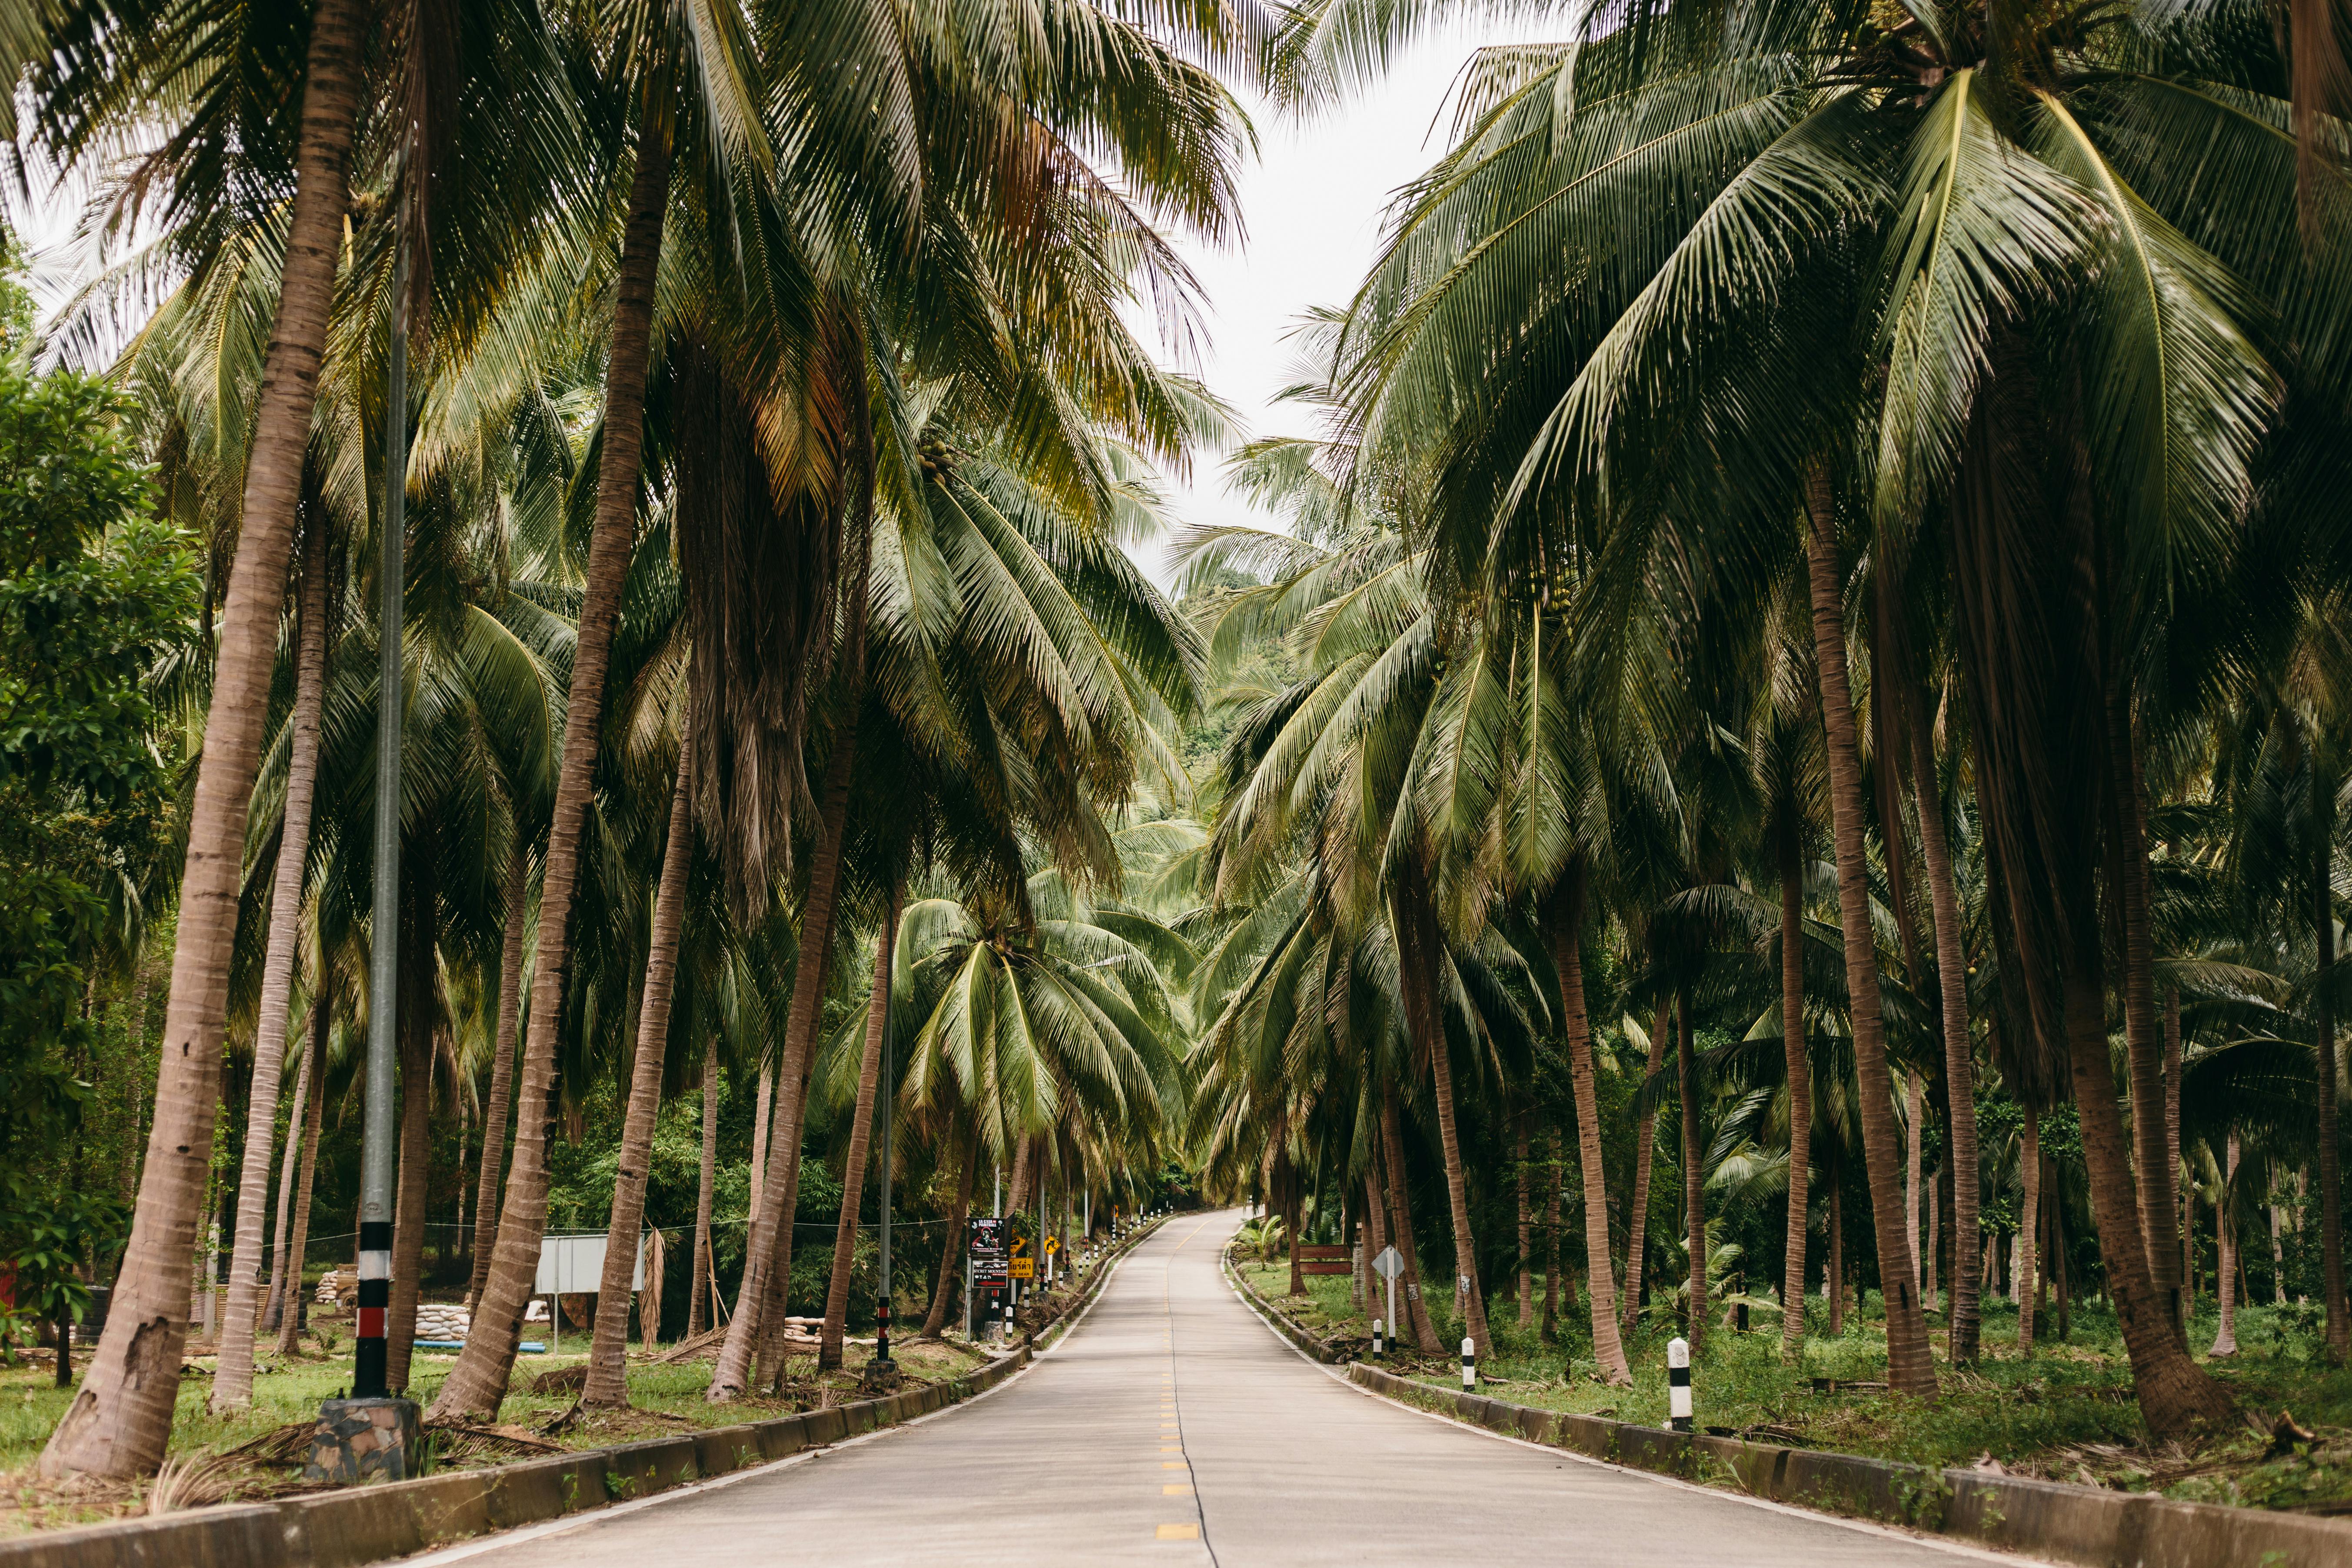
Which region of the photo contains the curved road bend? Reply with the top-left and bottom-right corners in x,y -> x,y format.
421,1209 -> 2002,1567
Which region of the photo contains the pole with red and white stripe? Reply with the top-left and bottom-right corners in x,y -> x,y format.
352,227 -> 410,1404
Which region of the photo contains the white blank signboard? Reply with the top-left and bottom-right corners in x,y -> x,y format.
536,1233 -> 644,1294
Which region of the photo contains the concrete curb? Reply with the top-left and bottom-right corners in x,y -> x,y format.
6,1343 -> 1036,1568
1225,1251 -> 1341,1364
4,1214 -> 1182,1568
1218,1247 -> 2352,1568
1338,1361 -> 2352,1567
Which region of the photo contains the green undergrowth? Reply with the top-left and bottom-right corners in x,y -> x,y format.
0,1319 -> 995,1536
1235,1255 -> 2352,1515
0,1231 -> 1151,1538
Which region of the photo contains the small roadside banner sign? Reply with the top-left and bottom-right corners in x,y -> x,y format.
1011,1257 -> 1036,1279
968,1217 -> 1010,1282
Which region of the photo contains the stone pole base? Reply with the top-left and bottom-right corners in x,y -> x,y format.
305,1396 -> 420,1483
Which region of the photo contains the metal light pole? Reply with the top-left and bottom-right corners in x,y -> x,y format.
308,224 -> 414,1485
355,234 -> 409,1402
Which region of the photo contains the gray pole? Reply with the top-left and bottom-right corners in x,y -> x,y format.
353,232 -> 409,1403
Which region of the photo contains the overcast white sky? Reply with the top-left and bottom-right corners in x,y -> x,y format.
1133,17 -> 1560,583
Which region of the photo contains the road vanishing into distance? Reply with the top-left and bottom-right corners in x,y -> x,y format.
415,1210 -> 2004,1567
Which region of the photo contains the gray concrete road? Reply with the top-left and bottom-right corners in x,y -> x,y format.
421,1208 -> 2003,1567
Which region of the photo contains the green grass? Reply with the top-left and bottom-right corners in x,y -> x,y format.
0,1318 -> 999,1535
1235,1255 -> 2352,1515
0,1228 -> 1156,1538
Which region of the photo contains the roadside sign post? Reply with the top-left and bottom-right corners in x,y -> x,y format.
968,1216 -> 1010,1340
1372,1246 -> 1404,1358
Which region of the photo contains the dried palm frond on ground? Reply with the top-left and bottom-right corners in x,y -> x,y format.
424,1422 -> 564,1462
147,1452 -> 247,1514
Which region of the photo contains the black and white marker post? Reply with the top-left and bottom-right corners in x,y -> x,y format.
1667,1336 -> 1693,1431
1371,1318 -> 1383,1357
1461,1336 -> 1477,1391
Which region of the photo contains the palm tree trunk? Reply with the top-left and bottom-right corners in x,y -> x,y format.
2212,1134 -> 2240,1356
1827,1164 -> 1844,1336
1393,868 -> 1489,1356
1677,992 -> 1706,1352
214,527 -> 329,1410
275,1000 -> 328,1356
1542,1126 -> 1565,1339
714,714 -> 860,1398
261,1025 -> 314,1335
2055,1189 -> 2072,1339
2166,985 -> 2185,1327
921,1123 -> 979,1337
1925,1157 -> 1940,1311
1905,1072 -> 1923,1291
820,885 -> 900,1370
1361,1167 -> 1387,1325
689,1049 -> 720,1338
2063,970 -> 2236,1431
749,1061 -> 774,1218
1285,1148 -> 1307,1297
41,0 -> 366,1475
2272,1199 -> 2288,1306
1012,1137 -> 1037,1225
2018,1104 -> 2040,1353
2112,699 -> 2180,1335
1779,831 -> 1813,1362
1911,709 -> 1981,1364
1380,1088 -> 1441,1352
583,720 -> 696,1406
428,124 -> 671,1423
1803,485 -> 1936,1397
2315,786 -> 2349,1364
467,846 -> 528,1310
1620,1005 -> 1671,1338
1515,1112 -> 1533,1328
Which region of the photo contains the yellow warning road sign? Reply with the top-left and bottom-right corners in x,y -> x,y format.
1011,1257 -> 1036,1279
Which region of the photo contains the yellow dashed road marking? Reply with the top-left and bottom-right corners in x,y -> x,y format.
1156,1524 -> 1200,1541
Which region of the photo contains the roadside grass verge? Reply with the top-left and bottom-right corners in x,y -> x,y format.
1234,1256 -> 2352,1514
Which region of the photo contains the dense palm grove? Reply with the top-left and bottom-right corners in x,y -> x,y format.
2,0 -> 2350,1494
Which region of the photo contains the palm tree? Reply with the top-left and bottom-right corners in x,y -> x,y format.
35,0 -> 369,1477
1802,486 -> 1935,1395
582,704 -> 694,1406
433,0 -> 796,1415
212,523 -> 330,1410
816,881 -> 901,1370
1287,0 -> 2350,1428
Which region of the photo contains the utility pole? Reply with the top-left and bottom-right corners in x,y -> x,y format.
357,230 -> 410,1403
309,220 -> 414,1482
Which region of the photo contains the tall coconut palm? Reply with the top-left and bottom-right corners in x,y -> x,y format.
36,0 -> 585,1459
212,522 -> 330,1410
582,703 -> 694,1406
1291,0 -> 2343,1427
431,0 -> 801,1412
34,0 -> 368,1477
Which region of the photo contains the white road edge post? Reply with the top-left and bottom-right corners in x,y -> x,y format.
1371,1317 -> 1384,1358
1668,1336 -> 1692,1431
1461,1336 -> 1476,1392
